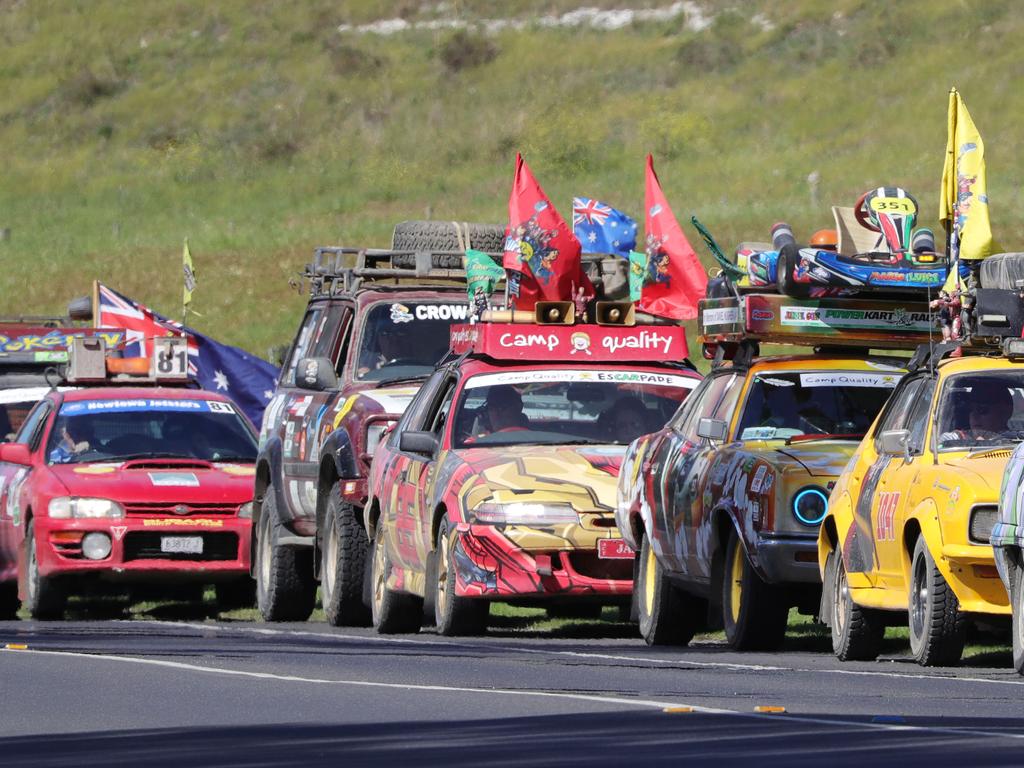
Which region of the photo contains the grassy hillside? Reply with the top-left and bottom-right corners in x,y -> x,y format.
2,0 -> 1022,358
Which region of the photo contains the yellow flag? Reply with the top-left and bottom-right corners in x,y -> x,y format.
939,88 -> 995,263
183,238 -> 197,308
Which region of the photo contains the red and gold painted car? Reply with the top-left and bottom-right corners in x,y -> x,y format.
364,321 -> 701,635
0,385 -> 259,619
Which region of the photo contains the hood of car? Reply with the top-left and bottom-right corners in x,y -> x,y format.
937,450 -> 1014,494
454,444 -> 626,513
767,440 -> 858,478
48,460 -> 256,506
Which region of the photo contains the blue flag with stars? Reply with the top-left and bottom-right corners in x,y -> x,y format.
572,197 -> 638,258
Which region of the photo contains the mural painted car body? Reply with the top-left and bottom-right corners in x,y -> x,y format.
0,387 -> 258,619
617,355 -> 902,649
365,322 -> 701,635
820,355 -> 1024,666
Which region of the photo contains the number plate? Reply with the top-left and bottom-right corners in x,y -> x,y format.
160,536 -> 203,554
597,538 -> 633,559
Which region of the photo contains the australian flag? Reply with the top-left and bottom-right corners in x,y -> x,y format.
572,197 -> 638,258
96,284 -> 279,429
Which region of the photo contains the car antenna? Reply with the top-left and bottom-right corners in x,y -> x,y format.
927,283 -> 935,377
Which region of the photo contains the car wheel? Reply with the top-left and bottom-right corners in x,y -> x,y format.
776,243 -> 810,298
1013,565 -> 1024,675
24,521 -> 66,620
636,533 -> 700,646
721,528 -> 788,651
371,522 -> 423,634
214,578 -> 256,610
827,548 -> 884,661
255,487 -> 316,622
321,487 -> 371,627
0,581 -> 19,619
908,536 -> 966,666
433,518 -> 488,636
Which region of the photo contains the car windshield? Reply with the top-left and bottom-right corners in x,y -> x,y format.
355,300 -> 472,382
936,372 -> 1024,451
46,398 -> 258,465
736,370 -> 900,441
451,369 -> 698,448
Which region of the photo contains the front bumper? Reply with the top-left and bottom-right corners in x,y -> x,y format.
753,533 -> 820,584
940,542 -> 1009,614
35,516 -> 252,581
451,523 -> 633,599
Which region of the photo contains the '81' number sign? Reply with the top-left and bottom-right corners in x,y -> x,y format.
151,336 -> 190,379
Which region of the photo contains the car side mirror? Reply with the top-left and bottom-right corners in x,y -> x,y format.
295,357 -> 338,392
399,430 -> 439,456
697,418 -> 728,442
0,443 -> 31,465
878,429 -> 910,458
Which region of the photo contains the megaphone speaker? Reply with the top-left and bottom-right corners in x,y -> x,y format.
595,301 -> 635,326
534,301 -> 575,325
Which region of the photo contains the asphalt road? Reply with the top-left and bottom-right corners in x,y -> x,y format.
3,617 -> 1024,767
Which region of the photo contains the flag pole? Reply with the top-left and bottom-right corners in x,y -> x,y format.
91,279 -> 100,326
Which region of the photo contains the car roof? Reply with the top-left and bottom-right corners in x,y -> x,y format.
737,355 -> 907,373
59,387 -> 231,402
455,357 -> 702,378
935,355 -> 1024,376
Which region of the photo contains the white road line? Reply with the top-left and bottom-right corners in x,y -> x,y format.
5,646 -> 1024,743
0,646 -> 730,714
123,620 -> 1024,687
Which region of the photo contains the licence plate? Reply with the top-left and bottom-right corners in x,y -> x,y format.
161,536 -> 203,555
597,538 -> 633,559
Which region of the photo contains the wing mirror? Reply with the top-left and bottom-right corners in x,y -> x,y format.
697,418 -> 728,442
878,429 -> 911,460
0,443 -> 31,465
399,430 -> 439,456
295,357 -> 338,392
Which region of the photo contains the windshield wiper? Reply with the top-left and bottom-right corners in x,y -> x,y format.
374,374 -> 431,387
785,433 -> 865,446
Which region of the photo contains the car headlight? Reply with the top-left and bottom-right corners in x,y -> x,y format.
238,501 -> 254,519
48,497 -> 125,519
792,487 -> 828,526
471,502 -> 579,525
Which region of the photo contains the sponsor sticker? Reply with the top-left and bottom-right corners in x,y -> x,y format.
61,399 -> 220,415
148,472 -> 200,487
463,370 -> 699,389
750,465 -> 768,493
702,307 -> 740,327
740,426 -> 777,440
781,305 -> 935,332
142,518 -> 223,528
799,372 -> 899,388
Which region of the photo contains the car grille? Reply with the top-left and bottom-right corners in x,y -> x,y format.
122,532 -> 239,561
124,502 -> 238,517
565,552 -> 632,581
969,505 -> 998,545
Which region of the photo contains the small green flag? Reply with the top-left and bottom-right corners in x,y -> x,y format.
628,250 -> 646,303
464,249 -> 504,303
183,239 -> 197,308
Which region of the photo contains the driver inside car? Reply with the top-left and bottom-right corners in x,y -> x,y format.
48,418 -> 93,464
941,381 -> 1015,443
358,324 -> 406,376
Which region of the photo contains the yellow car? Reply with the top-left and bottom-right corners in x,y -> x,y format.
818,347 -> 1024,666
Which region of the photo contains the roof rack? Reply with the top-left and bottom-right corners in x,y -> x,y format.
298,247 -> 503,297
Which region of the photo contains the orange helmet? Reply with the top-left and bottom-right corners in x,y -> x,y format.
810,228 -> 838,250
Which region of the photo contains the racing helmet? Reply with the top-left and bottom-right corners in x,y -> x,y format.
809,229 -> 838,251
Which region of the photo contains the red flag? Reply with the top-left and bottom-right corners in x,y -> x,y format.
504,154 -> 592,309
641,155 -> 707,321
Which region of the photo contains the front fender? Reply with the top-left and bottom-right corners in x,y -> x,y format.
821,490 -> 872,589
905,497 -> 949,588
320,427 -> 359,480
255,436 -> 286,526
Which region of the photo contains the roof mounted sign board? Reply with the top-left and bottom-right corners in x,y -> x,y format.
0,327 -> 126,366
450,322 -> 689,363
698,294 -> 937,350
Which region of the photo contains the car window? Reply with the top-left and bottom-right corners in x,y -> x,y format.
395,368 -> 450,436
15,400 -> 51,449
681,373 -> 737,443
428,380 -> 458,436
667,376 -> 712,431
283,307 -> 325,387
936,371 -> 1024,451
905,378 -> 937,454
735,370 -> 899,441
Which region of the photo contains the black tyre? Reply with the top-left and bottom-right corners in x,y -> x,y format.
1013,565 -> 1024,675
776,243 -> 810,298
0,581 -> 20,620
255,488 -> 316,622
909,536 -> 966,666
721,529 -> 788,651
370,522 -> 423,634
24,521 -> 66,620
214,578 -> 256,610
391,220 -> 505,268
636,533 -> 700,646
321,487 -> 371,627
826,548 -> 884,661
432,518 -> 488,636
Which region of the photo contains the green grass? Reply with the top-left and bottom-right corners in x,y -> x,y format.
2,1 -> 1023,358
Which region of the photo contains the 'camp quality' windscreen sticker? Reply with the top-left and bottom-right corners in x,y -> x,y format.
60,399 -> 236,416
464,370 -> 699,389
799,372 -> 900,388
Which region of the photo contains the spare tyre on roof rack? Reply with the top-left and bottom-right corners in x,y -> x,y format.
391,221 -> 506,269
